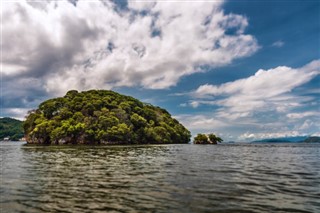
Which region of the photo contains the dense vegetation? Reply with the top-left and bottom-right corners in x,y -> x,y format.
193,133 -> 223,144
0,117 -> 24,141
24,90 -> 191,145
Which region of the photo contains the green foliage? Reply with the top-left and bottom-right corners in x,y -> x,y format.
24,90 -> 191,145
0,117 -> 24,141
130,113 -> 147,130
193,134 -> 209,144
208,133 -> 223,144
194,133 -> 223,144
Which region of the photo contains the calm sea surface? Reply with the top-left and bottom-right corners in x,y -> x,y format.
1,142 -> 319,213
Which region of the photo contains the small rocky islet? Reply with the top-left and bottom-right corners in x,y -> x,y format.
23,90 -> 191,145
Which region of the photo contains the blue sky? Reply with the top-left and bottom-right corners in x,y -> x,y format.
2,0 -> 319,141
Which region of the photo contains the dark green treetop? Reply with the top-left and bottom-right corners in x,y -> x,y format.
193,133 -> 223,144
208,133 -> 223,144
24,90 -> 191,145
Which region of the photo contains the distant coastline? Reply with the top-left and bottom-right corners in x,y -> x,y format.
0,117 -> 24,141
252,136 -> 320,143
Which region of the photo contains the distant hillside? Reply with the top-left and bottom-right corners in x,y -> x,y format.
252,136 -> 320,143
303,136 -> 320,143
0,117 -> 24,141
252,139 -> 291,143
252,136 -> 307,143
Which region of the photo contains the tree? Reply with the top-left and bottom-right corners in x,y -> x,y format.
208,133 -> 223,144
106,123 -> 131,143
130,113 -> 147,129
193,133 -> 223,144
193,134 -> 209,144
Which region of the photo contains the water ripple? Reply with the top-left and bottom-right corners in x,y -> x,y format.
1,142 -> 320,212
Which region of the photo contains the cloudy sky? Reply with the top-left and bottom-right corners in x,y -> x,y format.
1,0 -> 319,141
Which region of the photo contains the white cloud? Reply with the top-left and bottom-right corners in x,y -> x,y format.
174,114 -> 228,131
128,1 -> 156,11
2,108 -> 30,121
287,111 -> 319,119
298,119 -> 314,130
181,60 -> 320,140
272,40 -> 284,47
3,0 -> 259,97
238,131 -> 303,141
2,64 -> 28,76
192,60 -> 320,114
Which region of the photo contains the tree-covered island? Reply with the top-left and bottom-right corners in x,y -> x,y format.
23,90 -> 191,145
193,133 -> 223,144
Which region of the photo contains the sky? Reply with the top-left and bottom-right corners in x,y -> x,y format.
1,0 -> 320,141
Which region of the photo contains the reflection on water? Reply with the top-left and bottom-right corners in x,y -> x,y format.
1,142 -> 320,213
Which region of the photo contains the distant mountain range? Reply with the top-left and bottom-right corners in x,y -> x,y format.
252,136 -> 320,143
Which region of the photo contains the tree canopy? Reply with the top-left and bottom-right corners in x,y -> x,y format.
193,133 -> 223,144
24,90 -> 191,145
0,117 -> 24,141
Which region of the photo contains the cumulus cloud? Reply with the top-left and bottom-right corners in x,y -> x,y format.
192,60 -> 320,113
179,60 -> 320,140
238,131 -> 303,141
175,114 -> 228,131
2,108 -> 31,120
3,0 -> 258,100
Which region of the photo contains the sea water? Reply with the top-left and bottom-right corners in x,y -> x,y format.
1,142 -> 319,213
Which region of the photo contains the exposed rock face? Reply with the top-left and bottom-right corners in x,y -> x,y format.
24,90 -> 191,145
